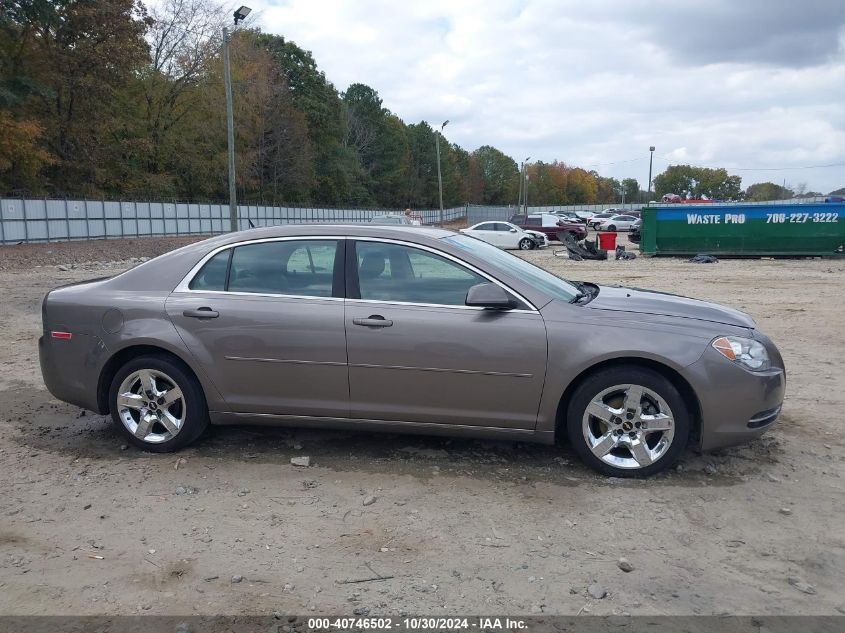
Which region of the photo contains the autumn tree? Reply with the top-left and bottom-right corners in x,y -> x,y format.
1,0 -> 152,196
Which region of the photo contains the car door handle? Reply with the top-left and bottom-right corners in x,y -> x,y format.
353,315 -> 393,328
183,307 -> 219,319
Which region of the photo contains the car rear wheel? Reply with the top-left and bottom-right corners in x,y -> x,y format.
566,366 -> 689,477
519,237 -> 535,250
109,355 -> 208,452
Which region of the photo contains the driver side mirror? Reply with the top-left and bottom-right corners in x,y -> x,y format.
466,283 -> 515,310
509,228 -> 518,233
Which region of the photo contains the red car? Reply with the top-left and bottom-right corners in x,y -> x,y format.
508,213 -> 587,241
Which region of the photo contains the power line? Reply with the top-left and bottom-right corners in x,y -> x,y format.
655,155 -> 845,172
583,156 -> 648,167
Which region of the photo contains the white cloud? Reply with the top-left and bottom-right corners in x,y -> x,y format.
243,0 -> 845,192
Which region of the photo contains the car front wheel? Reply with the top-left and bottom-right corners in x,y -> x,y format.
607,224 -> 616,231
519,237 -> 535,250
566,366 -> 689,477
109,355 -> 208,452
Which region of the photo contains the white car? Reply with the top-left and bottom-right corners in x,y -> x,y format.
597,215 -> 640,231
460,221 -> 548,250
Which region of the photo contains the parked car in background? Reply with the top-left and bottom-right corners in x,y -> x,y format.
598,215 -> 640,231
551,212 -> 586,224
369,214 -> 413,225
460,221 -> 548,250
509,213 -> 587,241
39,224 -> 786,478
662,194 -> 683,203
586,212 -> 616,229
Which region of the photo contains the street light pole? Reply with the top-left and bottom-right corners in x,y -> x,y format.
522,157 -> 530,216
647,145 -> 655,202
224,6 -> 252,233
223,26 -> 237,232
436,120 -> 449,227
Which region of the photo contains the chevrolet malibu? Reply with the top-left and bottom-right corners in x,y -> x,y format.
39,225 -> 785,477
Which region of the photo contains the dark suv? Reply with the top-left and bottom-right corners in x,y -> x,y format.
508,214 -> 587,241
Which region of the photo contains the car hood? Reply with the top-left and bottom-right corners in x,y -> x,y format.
585,285 -> 756,328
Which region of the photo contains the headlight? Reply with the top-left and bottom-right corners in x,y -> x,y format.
712,336 -> 770,371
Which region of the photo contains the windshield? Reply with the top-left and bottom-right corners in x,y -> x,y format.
443,234 -> 579,302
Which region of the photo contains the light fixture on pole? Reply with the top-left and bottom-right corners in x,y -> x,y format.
435,120 -> 449,227
223,6 -> 251,232
647,146 -> 655,202
234,5 -> 251,23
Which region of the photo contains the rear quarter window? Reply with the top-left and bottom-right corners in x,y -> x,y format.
188,249 -> 229,291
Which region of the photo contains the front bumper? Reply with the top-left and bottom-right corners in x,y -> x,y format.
39,333 -> 108,412
686,346 -> 786,452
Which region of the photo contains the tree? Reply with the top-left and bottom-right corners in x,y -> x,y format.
0,0 -> 152,196
0,111 -> 54,193
745,182 -> 793,201
594,174 -> 620,204
654,165 -> 742,200
621,178 -> 640,203
139,0 -> 225,184
472,145 -> 518,205
255,33 -> 356,204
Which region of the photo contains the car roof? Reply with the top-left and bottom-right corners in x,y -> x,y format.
107,224 -> 454,292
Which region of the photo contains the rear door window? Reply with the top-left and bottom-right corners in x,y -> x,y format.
228,240 -> 338,297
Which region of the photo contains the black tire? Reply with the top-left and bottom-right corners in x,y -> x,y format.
607,224 -> 616,231
109,354 -> 209,452
565,365 -> 690,477
518,237 -> 535,250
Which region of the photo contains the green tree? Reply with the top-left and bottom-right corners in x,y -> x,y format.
621,178 -> 640,203
654,165 -> 742,200
745,182 -> 793,201
254,33 -> 356,204
472,145 -> 518,205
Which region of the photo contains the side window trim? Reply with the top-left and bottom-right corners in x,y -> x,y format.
223,248 -> 234,291
177,237 -> 344,300
345,238 -> 360,300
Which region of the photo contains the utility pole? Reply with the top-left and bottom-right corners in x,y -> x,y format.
436,120 -> 449,227
647,146 -> 655,202
522,158 -> 531,216
224,6 -> 252,232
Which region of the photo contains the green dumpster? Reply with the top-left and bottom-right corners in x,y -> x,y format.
640,203 -> 845,257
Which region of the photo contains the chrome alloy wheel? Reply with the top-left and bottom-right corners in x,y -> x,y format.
581,383 -> 675,470
116,369 -> 186,443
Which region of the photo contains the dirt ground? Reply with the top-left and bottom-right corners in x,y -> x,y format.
0,235 -> 844,617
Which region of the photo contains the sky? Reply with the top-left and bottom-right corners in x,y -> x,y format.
235,0 -> 845,193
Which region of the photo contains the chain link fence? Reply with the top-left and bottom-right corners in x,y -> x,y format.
0,199 -> 468,245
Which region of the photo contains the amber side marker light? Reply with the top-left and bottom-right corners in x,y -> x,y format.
711,336 -> 737,360
51,331 -> 72,340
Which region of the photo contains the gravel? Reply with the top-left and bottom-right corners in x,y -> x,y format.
0,236 -> 207,272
